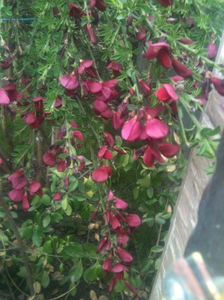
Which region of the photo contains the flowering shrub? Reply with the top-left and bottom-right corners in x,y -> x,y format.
0,0 -> 223,298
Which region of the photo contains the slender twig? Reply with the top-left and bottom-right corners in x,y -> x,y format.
0,181 -> 34,297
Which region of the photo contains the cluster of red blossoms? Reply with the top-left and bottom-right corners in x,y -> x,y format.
8,170 -> 42,211
95,190 -> 141,294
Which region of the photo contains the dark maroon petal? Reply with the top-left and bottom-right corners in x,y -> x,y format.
78,60 -> 94,74
109,277 -> 116,293
55,95 -> 62,108
207,43 -> 218,59
179,37 -> 194,45
53,192 -> 61,201
157,0 -> 173,7
22,193 -> 30,212
126,214 -> 141,227
117,248 -> 133,263
144,41 -> 170,60
29,181 -> 41,196
104,132 -> 114,147
43,153 -> 57,166
69,2 -> 82,18
70,121 -> 79,128
121,117 -> 142,142
32,96 -> 45,102
172,59 -> 192,78
145,104 -> 165,118
78,155 -> 85,171
8,170 -> 28,190
0,88 -> 10,105
116,231 -> 129,245
157,49 -> 172,69
163,84 -> 178,101
211,77 -> 224,96
125,281 -> 137,295
87,80 -> 102,93
87,24 -> 97,44
98,145 -> 108,160
136,31 -> 146,42
73,130 -> 83,142
93,100 -> 108,113
8,189 -> 24,202
102,257 -> 113,272
112,263 -> 128,273
113,111 -> 125,130
145,119 -> 169,139
103,79 -> 118,89
59,74 -> 79,90
24,112 -> 36,124
139,80 -> 151,95
92,166 -> 112,182
143,147 -> 154,167
57,158 -> 67,172
158,142 -> 180,158
106,61 -> 122,71
95,0 -> 106,11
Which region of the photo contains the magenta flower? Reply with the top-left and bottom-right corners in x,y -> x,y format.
103,132 -> 114,147
57,158 -> 67,172
8,189 -> 24,202
126,214 -> 141,227
116,230 -> 129,245
90,0 -> 106,11
0,88 -> 10,105
86,25 -> 97,44
102,256 -> 113,272
55,95 -> 62,108
207,42 -> 218,59
110,213 -> 121,230
72,130 -> 83,142
112,111 -> 125,130
172,59 -> 192,78
22,193 -> 30,212
92,166 -> 112,182
29,181 -> 41,196
43,153 -> 57,166
59,74 -> 79,90
106,61 -> 122,77
145,118 -> 169,139
8,170 -> 28,190
125,281 -> 137,295
155,84 -> 178,102
111,263 -> 128,273
179,37 -> 194,45
144,41 -> 171,69
53,192 -> 61,201
114,197 -> 128,210
77,155 -> 85,171
211,77 -> 224,96
98,145 -> 108,160
138,80 -> 151,95
121,117 -> 142,142
117,248 -> 133,263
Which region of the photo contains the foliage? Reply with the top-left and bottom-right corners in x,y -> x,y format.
0,0 -> 223,299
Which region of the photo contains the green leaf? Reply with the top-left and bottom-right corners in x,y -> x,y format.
42,215 -> 51,228
32,226 -> 42,247
62,243 -> 84,259
65,204 -> 72,216
147,187 -> 154,198
43,240 -> 52,254
68,179 -> 78,192
69,260 -> 83,283
41,194 -> 51,206
61,196 -> 68,210
41,271 -> 50,288
83,263 -> 104,282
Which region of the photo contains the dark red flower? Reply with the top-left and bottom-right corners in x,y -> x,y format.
8,170 -> 28,190
116,230 -> 129,245
57,158 -> 67,172
117,248 -> 133,263
55,95 -> 62,108
29,181 -> 41,196
210,77 -> 224,96
8,189 -> 24,202
126,214 -> 141,227
155,84 -> 178,102
104,132 -> 114,147
157,49 -> 172,69
144,41 -> 171,68
179,37 -> 194,45
90,0 -> 106,11
158,0 -> 173,7
69,2 -> 83,19
109,276 -> 116,293
43,153 -> 57,166
86,25 -> 97,44
78,155 -> 85,171
98,145 -> 108,160
158,142 -> 180,158
92,166 -> 112,182
125,281 -> 137,295
172,59 -> 192,78
59,74 -> 79,90
102,256 -> 113,272
111,263 -> 128,273
22,193 -> 30,212
0,55 -> 14,70
113,111 -> 125,130
138,80 -> 151,95
106,61 -> 122,77
73,130 -> 83,142
114,197 -> 128,210
53,192 -> 61,201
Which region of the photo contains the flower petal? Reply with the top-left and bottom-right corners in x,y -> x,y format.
0,88 -> 10,105
126,214 -> 141,227
158,142 -> 180,158
145,119 -> 169,139
92,166 -> 112,182
59,74 -> 79,90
